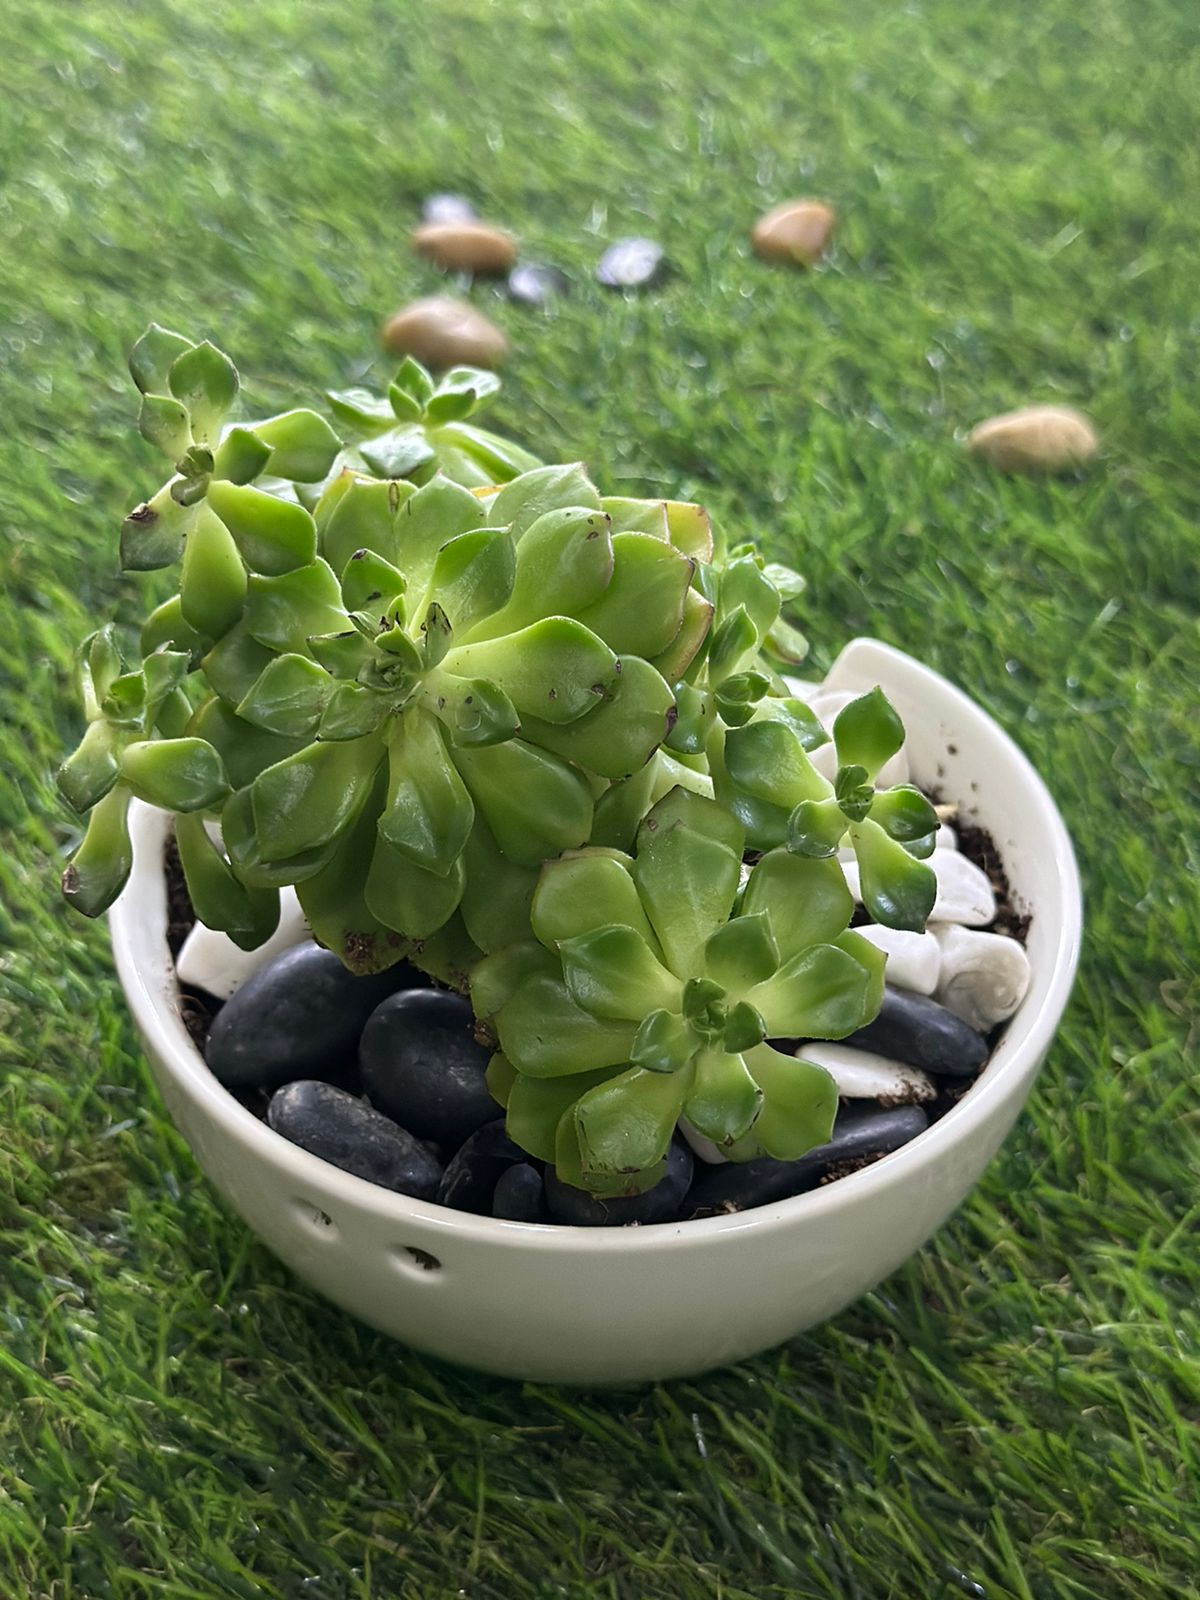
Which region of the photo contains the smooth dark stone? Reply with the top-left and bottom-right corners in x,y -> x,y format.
507,262 -> 569,307
492,1163 -> 548,1223
204,941 -> 417,1093
686,1104 -> 929,1219
436,1120 -> 526,1215
544,1137 -> 694,1227
844,985 -> 989,1078
596,237 -> 667,289
422,192 -> 478,224
359,988 -> 496,1147
267,1080 -> 442,1200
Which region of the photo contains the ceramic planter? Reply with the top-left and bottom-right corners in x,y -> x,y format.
108,638 -> 1081,1384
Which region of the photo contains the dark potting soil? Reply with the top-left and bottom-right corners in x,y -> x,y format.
163,832 -> 219,1053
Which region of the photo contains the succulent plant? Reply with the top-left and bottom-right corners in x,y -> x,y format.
59,326 -> 937,1203
322,358 -> 540,492
477,786 -> 887,1196
711,686 -> 939,931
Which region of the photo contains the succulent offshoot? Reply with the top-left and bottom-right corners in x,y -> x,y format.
477,786 -> 889,1198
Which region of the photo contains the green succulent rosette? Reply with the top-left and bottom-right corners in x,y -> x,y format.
476,786 -> 889,1198
321,357 -> 541,494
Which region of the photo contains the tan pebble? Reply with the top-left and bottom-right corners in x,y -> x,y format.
751,199 -> 836,266
411,220 -> 517,275
967,405 -> 1098,473
380,297 -> 508,369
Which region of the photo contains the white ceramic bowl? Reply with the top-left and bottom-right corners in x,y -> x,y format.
109,639 -> 1082,1383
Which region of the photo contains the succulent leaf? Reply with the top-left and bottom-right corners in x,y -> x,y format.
571,532 -> 693,656
251,731 -> 383,861
496,974 -> 638,1078
119,737 -> 229,812
450,739 -> 593,865
849,816 -> 938,931
206,482 -> 317,575
249,409 -> 340,482
61,784 -> 133,918
129,323 -> 194,396
730,1044 -> 838,1162
833,686 -> 905,780
167,341 -> 239,446
180,505 -> 247,638
559,925 -> 681,1021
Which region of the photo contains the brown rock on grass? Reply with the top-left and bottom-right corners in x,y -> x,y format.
967,405 -> 1099,474
751,199 -> 836,266
412,221 -> 517,275
380,297 -> 508,369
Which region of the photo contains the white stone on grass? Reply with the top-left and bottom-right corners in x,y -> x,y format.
851,925 -> 941,995
176,887 -> 309,1002
799,1042 -> 936,1105
932,923 -> 1031,1030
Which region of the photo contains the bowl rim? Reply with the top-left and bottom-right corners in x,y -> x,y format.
110,636 -> 1082,1254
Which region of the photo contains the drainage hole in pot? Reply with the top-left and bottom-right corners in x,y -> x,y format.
292,1198 -> 339,1240
395,1245 -> 442,1274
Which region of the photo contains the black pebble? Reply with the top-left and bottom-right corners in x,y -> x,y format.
204,941 -> 416,1093
422,193 -> 478,224
596,237 -> 667,289
360,988 -> 497,1147
685,1104 -> 929,1219
844,985 -> 988,1078
544,1137 -> 694,1227
436,1120 -> 527,1215
267,1080 -> 443,1200
507,263 -> 569,307
492,1163 -> 548,1223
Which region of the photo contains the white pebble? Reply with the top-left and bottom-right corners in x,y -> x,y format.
806,689 -> 910,788
176,887 -> 310,1001
935,823 -> 957,851
850,925 -> 941,995
841,846 -> 995,926
678,1117 -> 729,1165
798,1042 -> 936,1105
932,923 -> 1031,1030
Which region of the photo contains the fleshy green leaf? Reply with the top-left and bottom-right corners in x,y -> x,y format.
723,1001 -> 766,1054
120,483 -> 194,572
723,719 -> 831,809
869,783 -> 939,843
138,393 -> 192,460
786,795 -> 848,858
359,426 -> 437,483
167,341 -> 239,445
746,942 -> 876,1039
517,655 -> 675,780
119,737 -> 230,812
471,940 -> 557,1025
140,596 -> 210,667
61,784 -> 133,918
236,653 -> 334,738
377,710 -> 474,876
505,1066 -> 622,1164
250,409 -> 341,482
730,1043 -> 838,1162
487,462 -> 602,540
703,912 -> 780,993
458,505 -> 614,643
179,505 -> 248,638
212,425 -> 273,485
629,1008 -> 695,1074
186,695 -> 307,790
244,560 -> 346,654
633,787 -> 744,976
496,974 -> 638,1078
174,811 -> 279,949
684,1048 -> 763,1145
706,605 -> 758,683
450,739 -> 593,865
394,475 -> 486,602
325,387 -> 397,433
201,621 -> 276,706
206,481 -> 317,575
458,818 -> 539,955
423,672 -> 520,748
129,323 -> 194,396
558,925 -> 680,1023
531,849 -> 656,950
317,682 -> 390,741
849,816 -> 938,931
426,526 -> 515,636
443,616 -> 617,726
58,720 -> 122,813
251,730 -> 383,861
571,1066 -> 689,1189
365,836 -> 465,938
571,532 -> 693,656
833,686 -> 906,780
318,475 -> 412,573
740,848 -> 854,956
650,588 -> 714,684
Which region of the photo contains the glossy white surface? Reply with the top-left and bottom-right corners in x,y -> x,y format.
109,638 -> 1081,1384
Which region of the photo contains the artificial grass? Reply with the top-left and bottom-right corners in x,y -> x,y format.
0,0 -> 1196,1593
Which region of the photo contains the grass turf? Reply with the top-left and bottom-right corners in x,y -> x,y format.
1,0 -> 1197,1594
